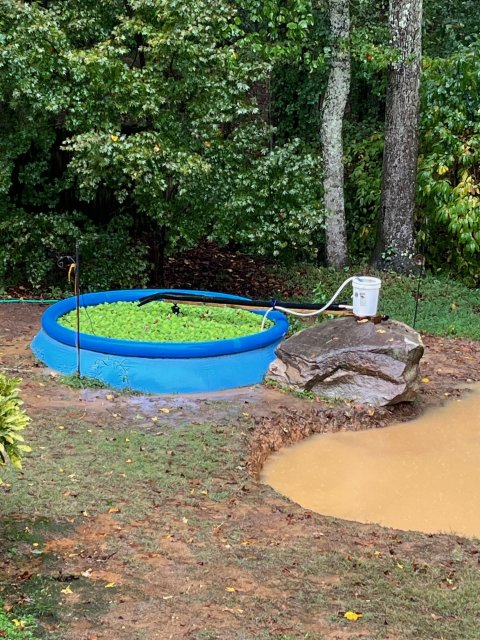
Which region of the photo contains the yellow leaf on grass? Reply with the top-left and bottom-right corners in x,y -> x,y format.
160,408 -> 170,414
12,619 -> 26,629
105,582 -> 116,588
108,507 -> 120,514
344,611 -> 362,621
421,377 -> 430,383
61,586 -> 73,595
225,587 -> 236,593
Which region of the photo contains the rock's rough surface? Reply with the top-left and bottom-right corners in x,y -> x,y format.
267,317 -> 424,406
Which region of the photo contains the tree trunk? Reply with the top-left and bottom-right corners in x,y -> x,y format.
373,0 -> 423,272
320,0 -> 350,269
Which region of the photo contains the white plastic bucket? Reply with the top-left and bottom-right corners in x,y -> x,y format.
352,276 -> 381,317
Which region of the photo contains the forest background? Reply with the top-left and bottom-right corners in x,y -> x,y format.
0,0 -> 479,292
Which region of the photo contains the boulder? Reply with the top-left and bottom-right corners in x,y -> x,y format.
266,317 -> 424,406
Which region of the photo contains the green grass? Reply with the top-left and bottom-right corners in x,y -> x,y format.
275,265 -> 480,339
58,301 -> 272,342
0,415 -> 246,521
0,599 -> 40,639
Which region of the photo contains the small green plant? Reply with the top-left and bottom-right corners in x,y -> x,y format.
0,374 -> 31,483
264,379 -> 316,400
57,373 -> 107,390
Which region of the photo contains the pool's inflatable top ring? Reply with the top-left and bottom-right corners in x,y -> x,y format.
41,289 -> 289,358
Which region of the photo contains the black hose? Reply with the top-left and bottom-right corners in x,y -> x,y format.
137,291 -> 349,312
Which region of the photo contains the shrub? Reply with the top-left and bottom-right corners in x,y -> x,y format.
0,374 -> 31,483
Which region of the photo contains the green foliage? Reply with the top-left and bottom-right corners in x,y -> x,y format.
1,0 -> 480,286
344,123 -> 384,261
418,42 -> 480,285
210,136 -> 323,259
0,0 -> 323,289
0,601 -> 40,640
59,301 -> 272,342
0,208 -> 149,290
424,0 -> 480,56
0,374 -> 31,483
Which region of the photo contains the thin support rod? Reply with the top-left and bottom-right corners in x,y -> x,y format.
75,243 -> 81,377
413,264 -> 423,328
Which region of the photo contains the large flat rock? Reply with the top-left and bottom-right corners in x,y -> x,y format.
266,317 -> 424,406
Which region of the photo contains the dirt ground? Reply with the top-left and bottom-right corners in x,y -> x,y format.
1,303 -> 480,640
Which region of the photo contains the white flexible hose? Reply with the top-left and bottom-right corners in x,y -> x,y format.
261,276 -> 355,330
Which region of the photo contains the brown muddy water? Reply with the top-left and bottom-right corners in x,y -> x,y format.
262,385 -> 480,538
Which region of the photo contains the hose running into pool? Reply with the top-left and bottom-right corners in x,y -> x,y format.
260,276 -> 355,330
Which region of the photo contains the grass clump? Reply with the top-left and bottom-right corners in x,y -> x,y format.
58,301 -> 272,342
0,601 -> 40,640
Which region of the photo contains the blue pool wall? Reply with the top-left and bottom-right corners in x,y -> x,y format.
31,289 -> 289,393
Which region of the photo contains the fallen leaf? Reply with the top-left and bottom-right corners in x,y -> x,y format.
421,377 -> 430,383
61,586 -> 73,595
108,507 -> 121,514
57,425 -> 65,430
105,582 -> 116,588
225,586 -> 236,593
223,607 -> 243,615
343,611 -> 362,621
106,394 -> 114,401
12,619 -> 26,629
160,408 -> 170,414
375,329 -> 386,334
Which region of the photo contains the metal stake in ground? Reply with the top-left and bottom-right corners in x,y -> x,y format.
75,242 -> 81,377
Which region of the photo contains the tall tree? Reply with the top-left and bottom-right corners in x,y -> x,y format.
373,0 -> 423,271
320,0 -> 351,268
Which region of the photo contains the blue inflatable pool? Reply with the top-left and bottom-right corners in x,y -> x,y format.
30,289 -> 288,394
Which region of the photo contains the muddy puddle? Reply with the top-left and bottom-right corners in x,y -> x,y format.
262,385 -> 480,538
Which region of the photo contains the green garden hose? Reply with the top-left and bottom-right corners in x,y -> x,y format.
0,299 -> 59,303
